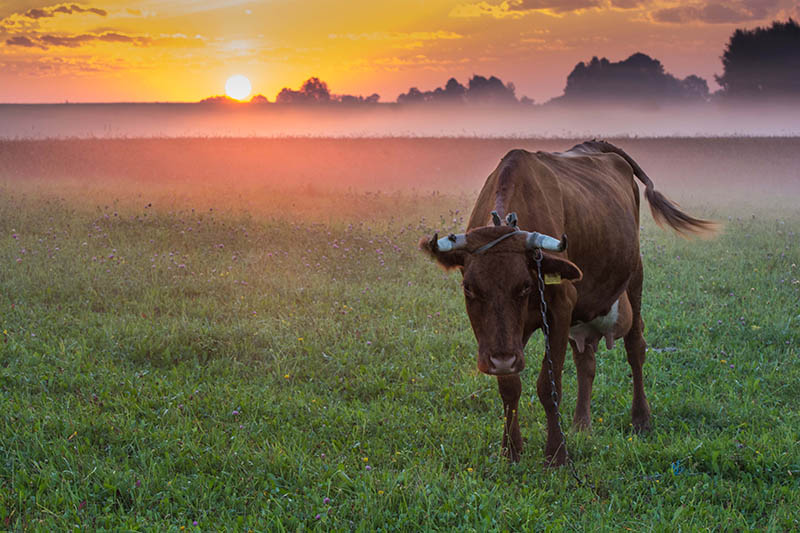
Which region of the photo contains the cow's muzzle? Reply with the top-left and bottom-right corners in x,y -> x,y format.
479,353 -> 525,376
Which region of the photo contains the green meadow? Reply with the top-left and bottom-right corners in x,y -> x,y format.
0,138 -> 798,531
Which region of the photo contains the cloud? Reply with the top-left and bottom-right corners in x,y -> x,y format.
517,0 -> 602,13
23,3 -> 107,19
609,0 -> 645,8
11,31 -> 154,48
5,35 -> 39,47
40,33 -> 93,46
2,30 -> 207,49
651,0 -> 784,24
450,1 -> 529,19
450,0 -> 602,18
328,30 -> 463,41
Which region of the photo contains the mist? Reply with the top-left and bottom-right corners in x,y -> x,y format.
2,101 -> 800,139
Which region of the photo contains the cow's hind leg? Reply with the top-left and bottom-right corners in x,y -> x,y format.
570,338 -> 597,431
623,264 -> 652,432
498,374 -> 522,462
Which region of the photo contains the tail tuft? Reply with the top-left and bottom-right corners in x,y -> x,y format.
644,188 -> 719,238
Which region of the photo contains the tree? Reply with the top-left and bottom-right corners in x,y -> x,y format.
396,75 -> 521,105
466,75 -> 517,105
716,19 -> 800,99
276,77 -> 331,104
558,52 -> 708,103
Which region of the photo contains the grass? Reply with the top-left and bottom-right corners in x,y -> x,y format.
0,138 -> 799,531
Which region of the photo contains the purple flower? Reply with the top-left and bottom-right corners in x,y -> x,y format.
193,521 -> 198,526
315,514 -> 321,520
232,410 -> 240,416
365,465 -> 371,471
323,497 -> 331,504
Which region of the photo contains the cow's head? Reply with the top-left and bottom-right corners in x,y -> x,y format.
419,222 -> 581,376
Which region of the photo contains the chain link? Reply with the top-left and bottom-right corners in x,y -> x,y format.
533,249 -> 586,485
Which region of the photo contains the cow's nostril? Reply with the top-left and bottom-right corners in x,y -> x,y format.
490,355 -> 517,373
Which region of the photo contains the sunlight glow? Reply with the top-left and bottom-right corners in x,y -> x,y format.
225,75 -> 252,100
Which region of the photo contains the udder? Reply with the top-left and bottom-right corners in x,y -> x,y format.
569,293 -> 632,353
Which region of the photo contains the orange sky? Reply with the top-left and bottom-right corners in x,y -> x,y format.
1,1 -> 797,103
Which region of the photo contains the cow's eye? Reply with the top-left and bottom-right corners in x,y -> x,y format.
518,285 -> 533,298
462,282 -> 476,299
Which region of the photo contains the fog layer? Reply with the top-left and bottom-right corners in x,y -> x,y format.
2,102 -> 800,139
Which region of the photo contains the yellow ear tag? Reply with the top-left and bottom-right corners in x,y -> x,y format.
544,273 -> 562,285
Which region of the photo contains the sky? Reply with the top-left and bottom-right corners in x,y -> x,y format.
1,0 -> 798,104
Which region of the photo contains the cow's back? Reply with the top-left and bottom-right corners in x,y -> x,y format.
469,148 -> 642,321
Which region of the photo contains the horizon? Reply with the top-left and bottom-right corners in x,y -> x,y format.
2,1 -> 799,104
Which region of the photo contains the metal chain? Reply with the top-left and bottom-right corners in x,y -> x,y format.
533,249 -> 586,486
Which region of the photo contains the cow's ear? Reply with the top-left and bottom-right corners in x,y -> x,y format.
419,236 -> 467,271
530,252 -> 582,282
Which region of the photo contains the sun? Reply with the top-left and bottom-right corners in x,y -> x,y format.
225,75 -> 252,100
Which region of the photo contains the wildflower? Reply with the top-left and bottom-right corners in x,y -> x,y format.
378,490 -> 384,495
362,457 -> 369,462
284,374 -> 290,379
193,521 -> 198,526
597,417 -> 603,423
323,497 -> 330,504
467,467 -> 473,472
315,514 -> 321,520
365,465 -> 371,471
232,410 -> 240,416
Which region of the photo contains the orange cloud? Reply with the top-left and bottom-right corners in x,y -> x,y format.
23,3 -> 107,19
650,1 -> 786,24
5,35 -> 40,47
450,0 -> 603,18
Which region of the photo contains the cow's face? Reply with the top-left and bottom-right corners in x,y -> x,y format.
420,227 -> 581,376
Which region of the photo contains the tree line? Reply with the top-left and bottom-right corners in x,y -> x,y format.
202,19 -> 800,106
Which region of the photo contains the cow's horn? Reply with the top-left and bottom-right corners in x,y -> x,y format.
524,231 -> 567,252
436,232 -> 468,252
491,211 -> 502,226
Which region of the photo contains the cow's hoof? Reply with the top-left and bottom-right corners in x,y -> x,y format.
632,418 -> 651,433
501,445 -> 522,463
572,415 -> 592,432
543,446 -> 567,468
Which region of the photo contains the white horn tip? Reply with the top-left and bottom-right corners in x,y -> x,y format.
436,234 -> 467,252
526,231 -> 565,252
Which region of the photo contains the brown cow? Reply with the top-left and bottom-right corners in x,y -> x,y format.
419,140 -> 716,466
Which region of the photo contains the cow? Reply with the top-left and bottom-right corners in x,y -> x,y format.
419,140 -> 716,466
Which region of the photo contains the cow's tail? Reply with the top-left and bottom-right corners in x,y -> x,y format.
589,140 -> 719,237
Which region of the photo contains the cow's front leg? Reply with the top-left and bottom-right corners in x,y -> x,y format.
498,374 -> 522,462
536,284 -> 575,467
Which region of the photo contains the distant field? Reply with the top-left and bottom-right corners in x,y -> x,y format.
0,137 -> 798,530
